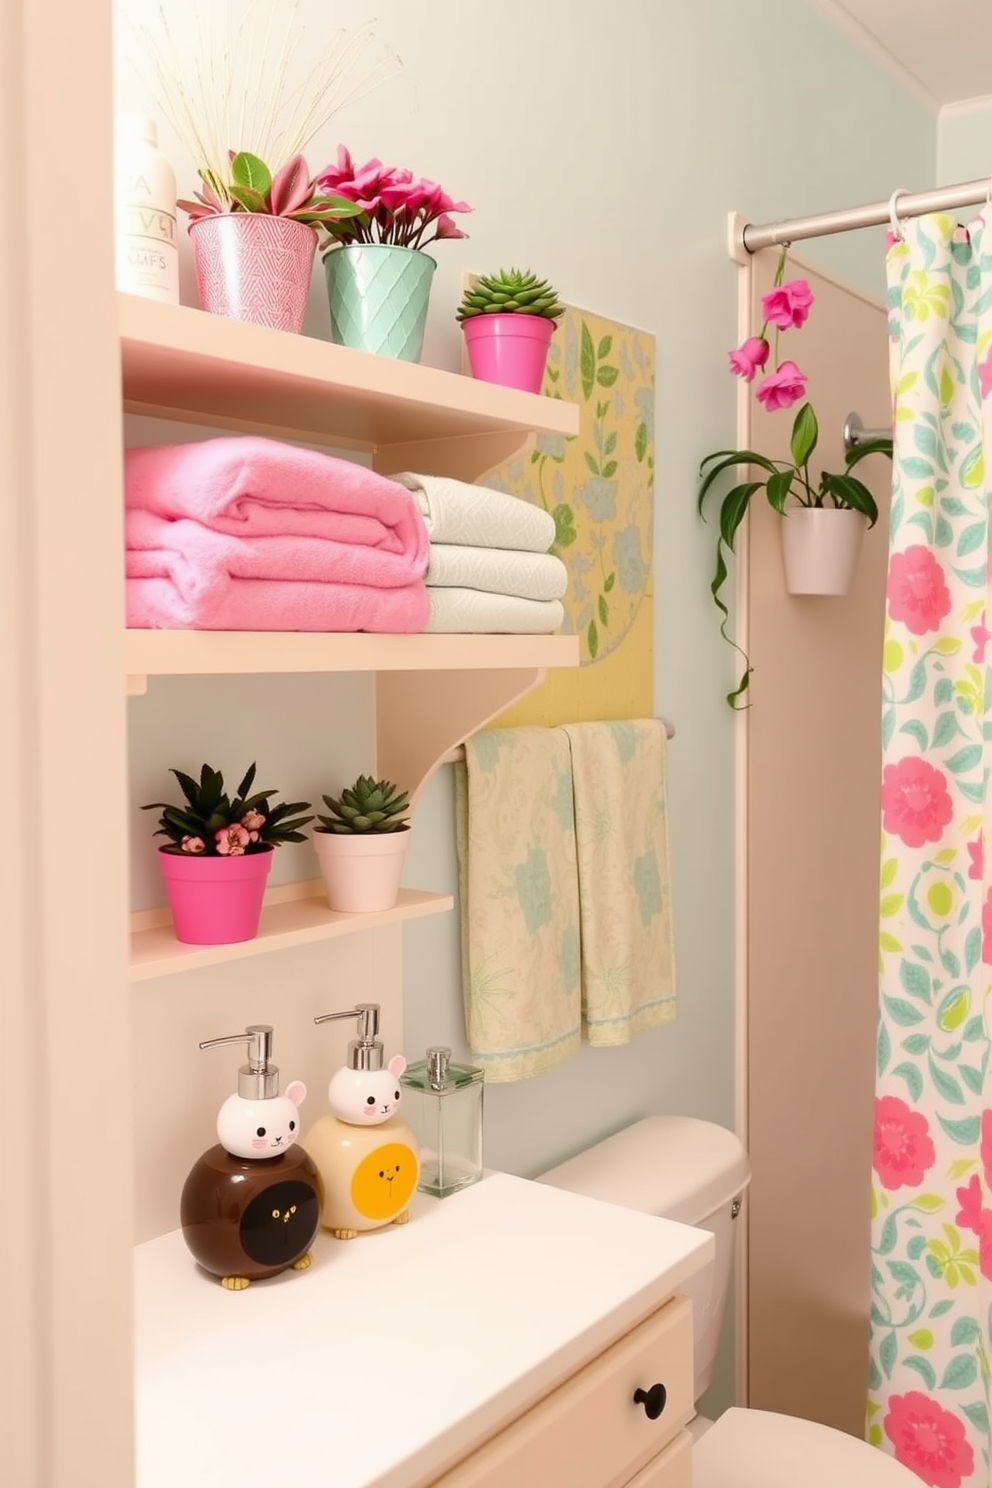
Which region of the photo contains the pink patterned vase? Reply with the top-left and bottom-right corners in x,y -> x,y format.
189,214 -> 317,333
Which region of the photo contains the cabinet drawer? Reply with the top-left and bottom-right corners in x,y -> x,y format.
621,1430 -> 692,1488
431,1294 -> 693,1488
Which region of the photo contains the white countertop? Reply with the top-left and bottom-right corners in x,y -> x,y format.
134,1171 -> 712,1488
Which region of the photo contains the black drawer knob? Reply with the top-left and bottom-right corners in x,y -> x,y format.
633,1382 -> 667,1420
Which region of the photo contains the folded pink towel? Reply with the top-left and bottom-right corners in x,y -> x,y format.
126,511 -> 422,590
124,437 -> 429,567
126,573 -> 427,631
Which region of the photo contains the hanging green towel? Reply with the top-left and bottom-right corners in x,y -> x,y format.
455,728 -> 581,1082
559,721 -> 677,1044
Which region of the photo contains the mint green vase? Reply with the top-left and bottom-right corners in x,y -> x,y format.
322,244 -> 436,362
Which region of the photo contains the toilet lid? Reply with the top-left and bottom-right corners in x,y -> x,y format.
693,1408 -> 922,1488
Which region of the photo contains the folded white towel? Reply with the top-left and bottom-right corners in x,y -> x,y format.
426,588 -> 564,634
392,472 -> 556,553
426,543 -> 568,601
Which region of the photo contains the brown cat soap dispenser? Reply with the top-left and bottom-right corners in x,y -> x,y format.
180,1024 -> 323,1290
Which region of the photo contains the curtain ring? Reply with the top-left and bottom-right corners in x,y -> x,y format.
888,187 -> 910,241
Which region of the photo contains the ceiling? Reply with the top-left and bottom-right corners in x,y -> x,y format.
815,0 -> 992,108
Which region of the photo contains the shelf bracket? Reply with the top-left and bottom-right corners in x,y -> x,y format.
373,430 -> 536,483
376,666 -> 548,805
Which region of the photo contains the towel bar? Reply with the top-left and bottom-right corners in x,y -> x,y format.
441,717 -> 675,765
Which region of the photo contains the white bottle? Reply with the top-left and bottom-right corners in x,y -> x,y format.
113,114 -> 179,304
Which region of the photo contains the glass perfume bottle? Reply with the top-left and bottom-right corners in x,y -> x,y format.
401,1046 -> 484,1198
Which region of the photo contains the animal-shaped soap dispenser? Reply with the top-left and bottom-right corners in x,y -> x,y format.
180,1023 -> 323,1290
305,1003 -> 420,1239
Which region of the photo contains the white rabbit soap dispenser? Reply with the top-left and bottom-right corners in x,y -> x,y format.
306,1003 -> 420,1239
180,1024 -> 323,1289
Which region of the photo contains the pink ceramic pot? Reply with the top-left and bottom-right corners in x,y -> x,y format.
462,314 -> 556,393
157,846 -> 273,945
189,214 -> 317,333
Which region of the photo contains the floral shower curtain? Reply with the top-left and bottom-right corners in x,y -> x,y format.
870,213 -> 992,1487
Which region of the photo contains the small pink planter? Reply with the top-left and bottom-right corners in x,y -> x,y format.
189,214 -> 317,333
462,314 -> 556,393
157,846 -> 274,945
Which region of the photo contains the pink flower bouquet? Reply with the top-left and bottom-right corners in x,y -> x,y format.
697,246 -> 892,705
315,147 -> 472,250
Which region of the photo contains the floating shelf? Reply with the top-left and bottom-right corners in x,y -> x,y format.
119,294 -> 579,478
129,881 -> 453,981
126,629 -> 579,683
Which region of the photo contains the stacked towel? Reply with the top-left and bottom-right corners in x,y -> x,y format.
391,472 -> 567,635
125,437 -> 430,631
456,721 -> 676,1081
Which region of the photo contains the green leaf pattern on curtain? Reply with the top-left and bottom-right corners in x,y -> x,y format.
870,213 -> 992,1487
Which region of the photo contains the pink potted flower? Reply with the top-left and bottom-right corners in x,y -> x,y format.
456,268 -> 565,394
143,763 -> 313,944
178,151 -> 363,333
314,147 -> 472,362
697,246 -> 893,706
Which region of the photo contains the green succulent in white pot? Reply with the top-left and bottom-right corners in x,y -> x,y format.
312,775 -> 412,914
457,268 -> 565,393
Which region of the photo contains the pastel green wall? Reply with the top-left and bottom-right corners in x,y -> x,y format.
115,0 -> 936,1416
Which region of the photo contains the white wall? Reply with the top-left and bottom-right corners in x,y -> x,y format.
939,97 -> 992,183
115,0 -> 935,1414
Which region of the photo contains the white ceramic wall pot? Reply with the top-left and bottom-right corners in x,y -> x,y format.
780,507 -> 868,596
312,827 -> 410,912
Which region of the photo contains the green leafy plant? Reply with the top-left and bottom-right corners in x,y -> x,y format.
178,151 -> 364,230
316,775 -> 411,834
456,268 -> 564,322
143,763 -> 314,856
698,246 -> 892,707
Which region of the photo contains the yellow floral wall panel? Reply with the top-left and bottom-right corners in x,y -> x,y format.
479,304 -> 655,727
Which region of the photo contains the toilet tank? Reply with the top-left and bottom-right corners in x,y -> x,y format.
537,1116 -> 751,1404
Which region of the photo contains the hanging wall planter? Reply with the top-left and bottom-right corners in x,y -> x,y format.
781,507 -> 868,596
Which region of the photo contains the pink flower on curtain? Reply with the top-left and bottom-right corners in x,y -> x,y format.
979,353 -> 992,401
954,1174 -> 992,1280
887,546 -> 952,635
873,1095 -> 936,1189
884,1392 -> 975,1488
761,278 -> 814,329
967,834 -> 984,880
755,361 -> 807,411
881,758 -> 954,848
970,614 -> 990,662
982,890 -> 992,965
981,1109 -> 992,1183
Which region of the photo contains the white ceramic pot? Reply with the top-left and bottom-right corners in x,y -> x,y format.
313,827 -> 411,913
780,507 -> 868,596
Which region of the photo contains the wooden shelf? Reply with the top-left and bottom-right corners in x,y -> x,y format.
126,629 -> 578,684
119,293 -> 579,479
129,881 -> 452,982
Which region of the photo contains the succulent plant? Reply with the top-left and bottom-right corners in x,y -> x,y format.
316,775 -> 411,835
456,268 -> 564,322
143,762 -> 314,856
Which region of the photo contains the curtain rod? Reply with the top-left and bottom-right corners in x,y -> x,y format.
741,178 -> 991,255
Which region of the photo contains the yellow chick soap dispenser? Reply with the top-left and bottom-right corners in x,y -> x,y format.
306,1003 -> 419,1239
